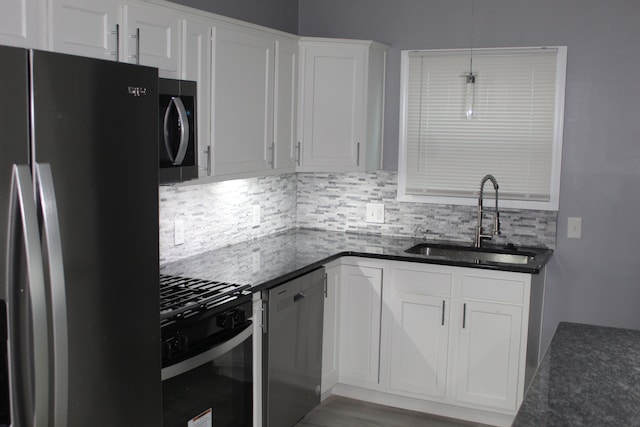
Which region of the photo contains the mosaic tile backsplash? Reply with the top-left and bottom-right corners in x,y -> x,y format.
159,171 -> 557,263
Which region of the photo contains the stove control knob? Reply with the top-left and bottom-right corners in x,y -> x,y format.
217,309 -> 246,329
176,334 -> 188,353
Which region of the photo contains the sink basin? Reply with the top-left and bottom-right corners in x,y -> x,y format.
405,243 -> 536,265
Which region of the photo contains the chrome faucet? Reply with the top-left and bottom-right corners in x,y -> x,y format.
474,174 -> 501,248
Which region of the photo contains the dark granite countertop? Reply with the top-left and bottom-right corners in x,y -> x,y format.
513,322 -> 640,426
160,228 -> 552,291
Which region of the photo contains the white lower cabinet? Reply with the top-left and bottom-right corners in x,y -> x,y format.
323,258 -> 543,426
321,263 -> 340,394
338,262 -> 383,389
387,264 -> 452,400
455,300 -> 523,410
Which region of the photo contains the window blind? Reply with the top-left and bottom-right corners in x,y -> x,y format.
404,48 -> 560,202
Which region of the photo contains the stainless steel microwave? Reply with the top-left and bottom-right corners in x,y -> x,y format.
159,78 -> 197,184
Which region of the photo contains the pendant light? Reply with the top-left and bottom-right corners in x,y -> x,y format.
462,0 -> 476,119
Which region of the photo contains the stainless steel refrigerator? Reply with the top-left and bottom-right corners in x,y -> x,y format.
0,45 -> 161,427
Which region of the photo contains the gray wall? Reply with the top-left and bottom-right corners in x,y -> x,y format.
168,0 -> 298,33
299,0 -> 640,347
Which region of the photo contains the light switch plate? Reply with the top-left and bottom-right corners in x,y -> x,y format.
366,203 -> 385,224
567,217 -> 582,239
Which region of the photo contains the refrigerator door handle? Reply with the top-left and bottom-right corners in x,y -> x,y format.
7,164 -> 49,427
35,163 -> 69,427
162,96 -> 190,166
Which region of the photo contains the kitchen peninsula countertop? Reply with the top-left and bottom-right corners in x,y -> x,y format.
513,322 -> 640,426
160,228 -> 552,291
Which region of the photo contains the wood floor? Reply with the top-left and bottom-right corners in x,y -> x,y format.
294,396 -> 491,427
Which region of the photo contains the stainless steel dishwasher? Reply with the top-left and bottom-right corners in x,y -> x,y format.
262,267 -> 325,427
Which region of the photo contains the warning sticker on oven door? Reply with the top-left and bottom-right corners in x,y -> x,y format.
187,408 -> 212,427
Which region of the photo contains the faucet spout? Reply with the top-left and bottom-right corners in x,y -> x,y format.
474,174 -> 501,248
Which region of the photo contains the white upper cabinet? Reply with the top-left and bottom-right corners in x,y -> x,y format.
298,38 -> 387,172
211,25 -> 274,177
122,3 -> 181,77
48,1 -> 181,76
273,36 -> 298,173
49,0 -> 120,60
0,0 -> 43,48
181,18 -> 212,178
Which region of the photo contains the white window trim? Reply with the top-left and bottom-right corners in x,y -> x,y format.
397,46 -> 567,211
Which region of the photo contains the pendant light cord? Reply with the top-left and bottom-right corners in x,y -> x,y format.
469,0 -> 475,75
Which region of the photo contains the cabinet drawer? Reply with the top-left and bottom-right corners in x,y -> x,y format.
394,267 -> 452,296
462,275 -> 525,304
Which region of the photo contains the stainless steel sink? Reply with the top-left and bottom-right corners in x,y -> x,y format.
405,243 -> 536,265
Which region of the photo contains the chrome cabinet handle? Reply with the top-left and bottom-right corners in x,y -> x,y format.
206,145 -> 211,176
441,300 -> 446,326
163,97 -> 190,166
131,28 -> 140,64
296,141 -> 301,166
7,165 -> 49,427
35,163 -> 69,427
270,142 -> 276,168
110,24 -> 120,61
324,274 -> 328,298
356,142 -> 361,166
462,303 -> 467,328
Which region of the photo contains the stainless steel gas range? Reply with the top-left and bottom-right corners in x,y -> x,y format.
159,274 -> 253,427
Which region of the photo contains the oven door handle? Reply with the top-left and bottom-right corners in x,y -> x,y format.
161,324 -> 252,381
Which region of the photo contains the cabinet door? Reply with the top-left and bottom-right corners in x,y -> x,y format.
212,26 -> 274,177
300,43 -> 365,170
49,0 -> 119,60
0,0 -> 41,48
338,264 -> 382,389
388,293 -> 449,399
273,37 -> 297,172
321,265 -> 339,393
182,19 -> 212,178
122,4 -> 180,77
455,300 -> 523,411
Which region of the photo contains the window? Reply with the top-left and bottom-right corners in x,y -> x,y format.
398,47 -> 567,210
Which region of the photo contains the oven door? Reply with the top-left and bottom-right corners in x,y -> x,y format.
161,324 -> 252,427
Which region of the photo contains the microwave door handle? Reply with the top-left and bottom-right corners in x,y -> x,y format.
161,324 -> 252,381
7,165 -> 49,427
35,163 -> 69,427
162,98 -> 176,163
172,96 -> 190,166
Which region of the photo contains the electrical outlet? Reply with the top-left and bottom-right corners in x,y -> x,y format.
174,219 -> 184,246
366,203 -> 385,224
567,217 -> 582,239
252,205 -> 261,227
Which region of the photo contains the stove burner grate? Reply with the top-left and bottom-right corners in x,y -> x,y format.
160,274 -> 251,324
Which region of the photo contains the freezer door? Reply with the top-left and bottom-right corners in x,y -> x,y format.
0,45 -> 30,427
30,50 -> 161,427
